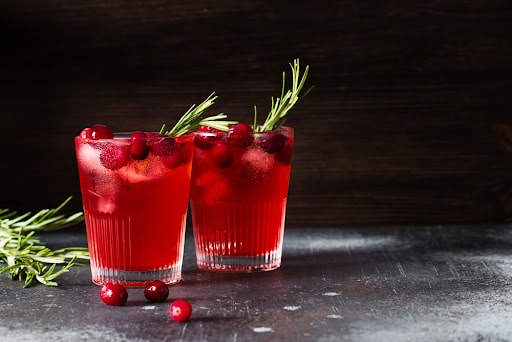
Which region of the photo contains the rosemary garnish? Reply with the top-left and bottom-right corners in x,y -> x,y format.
0,197 -> 89,287
256,58 -> 313,132
159,92 -> 237,137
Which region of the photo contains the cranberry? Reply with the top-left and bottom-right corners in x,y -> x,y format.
144,280 -> 169,303
227,123 -> 253,148
151,137 -> 175,156
79,127 -> 93,139
210,143 -> 233,168
100,144 -> 130,170
259,132 -> 286,154
129,131 -> 149,160
161,140 -> 192,169
144,132 -> 161,139
91,124 -> 114,140
197,125 -> 216,133
169,299 -> 192,322
194,126 -> 219,150
100,282 -> 128,306
275,142 -> 292,165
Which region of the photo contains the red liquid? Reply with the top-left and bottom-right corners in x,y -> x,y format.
75,134 -> 193,285
190,127 -> 293,271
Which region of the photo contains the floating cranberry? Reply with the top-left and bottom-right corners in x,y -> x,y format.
227,123 -> 253,148
197,125 -> 216,133
100,144 -> 130,170
129,131 -> 149,160
91,124 -> 114,140
259,132 -> 286,154
144,280 -> 169,303
144,132 -> 161,139
151,137 -> 175,156
99,282 -> 128,306
194,126 -> 219,150
79,127 -> 93,139
210,143 -> 233,168
131,131 -> 147,142
275,142 -> 293,165
169,299 -> 192,322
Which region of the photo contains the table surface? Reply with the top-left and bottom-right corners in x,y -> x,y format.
1,224 -> 512,342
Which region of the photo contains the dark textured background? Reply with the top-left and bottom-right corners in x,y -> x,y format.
1,1 -> 511,227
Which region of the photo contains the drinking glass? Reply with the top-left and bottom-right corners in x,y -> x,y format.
75,132 -> 194,286
190,126 -> 294,272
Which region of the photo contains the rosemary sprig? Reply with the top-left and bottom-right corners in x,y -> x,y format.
0,197 -> 89,287
256,58 -> 314,132
0,196 -> 84,233
159,92 -> 237,137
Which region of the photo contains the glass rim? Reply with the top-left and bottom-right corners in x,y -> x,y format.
193,125 -> 294,137
75,132 -> 195,142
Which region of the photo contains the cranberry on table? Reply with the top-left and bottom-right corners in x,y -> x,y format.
169,299 -> 192,322
144,280 -> 169,303
100,282 -> 128,306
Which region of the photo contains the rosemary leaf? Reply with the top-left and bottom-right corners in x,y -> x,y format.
160,92 -> 237,137
256,58 -> 314,132
0,197 -> 89,287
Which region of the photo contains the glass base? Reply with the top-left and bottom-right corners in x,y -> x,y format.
196,253 -> 282,272
90,265 -> 182,287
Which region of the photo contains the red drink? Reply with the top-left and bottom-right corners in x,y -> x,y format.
75,130 -> 193,286
190,126 -> 294,272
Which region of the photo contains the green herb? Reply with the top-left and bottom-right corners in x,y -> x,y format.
255,58 -> 314,132
159,92 -> 237,137
0,197 -> 89,287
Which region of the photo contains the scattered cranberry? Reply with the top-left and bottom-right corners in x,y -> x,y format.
91,124 -> 114,140
227,123 -> 253,148
151,137 -> 175,156
100,282 -> 128,306
259,132 -> 286,154
210,143 -> 233,168
144,280 -> 169,303
129,131 -> 149,160
169,299 -> 192,322
100,144 -> 130,170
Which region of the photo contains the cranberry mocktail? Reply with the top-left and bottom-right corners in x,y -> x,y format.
190,125 -> 294,271
75,125 -> 193,286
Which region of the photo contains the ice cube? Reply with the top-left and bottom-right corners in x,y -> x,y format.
118,157 -> 162,184
241,146 -> 274,179
97,197 -> 116,214
77,143 -> 102,172
204,178 -> 228,204
194,170 -> 228,204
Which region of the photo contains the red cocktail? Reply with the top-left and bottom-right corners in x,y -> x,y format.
190,125 -> 294,272
75,126 -> 193,286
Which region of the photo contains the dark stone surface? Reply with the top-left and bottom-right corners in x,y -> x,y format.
2,225 -> 512,341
